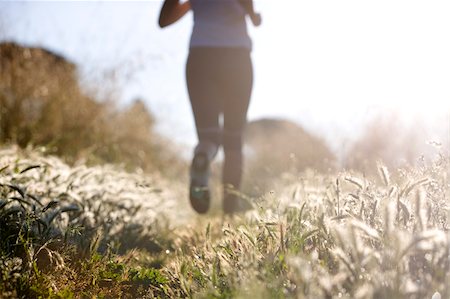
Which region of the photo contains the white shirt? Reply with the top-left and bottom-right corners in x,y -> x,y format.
189,0 -> 252,50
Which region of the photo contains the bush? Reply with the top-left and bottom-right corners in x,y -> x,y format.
0,41 -> 183,175
243,118 -> 336,194
343,113 -> 428,174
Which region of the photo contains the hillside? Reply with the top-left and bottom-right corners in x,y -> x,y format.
0,42 -> 182,174
244,118 -> 336,194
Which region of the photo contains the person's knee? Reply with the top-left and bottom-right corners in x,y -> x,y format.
195,140 -> 220,161
198,127 -> 222,148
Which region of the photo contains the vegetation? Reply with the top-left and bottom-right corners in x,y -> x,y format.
1,146 -> 448,298
0,42 -> 183,175
0,146 -> 187,298
343,114 -> 431,174
244,118 -> 336,195
1,41 -> 449,298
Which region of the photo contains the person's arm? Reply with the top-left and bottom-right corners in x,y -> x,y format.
238,0 -> 262,27
158,0 -> 191,28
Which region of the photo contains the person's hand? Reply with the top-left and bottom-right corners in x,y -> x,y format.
250,12 -> 262,27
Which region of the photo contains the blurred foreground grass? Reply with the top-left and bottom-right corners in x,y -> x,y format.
1,146 -> 449,298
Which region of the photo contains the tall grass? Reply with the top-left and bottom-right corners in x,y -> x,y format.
1,145 -> 448,298
166,153 -> 449,298
0,146 -> 190,298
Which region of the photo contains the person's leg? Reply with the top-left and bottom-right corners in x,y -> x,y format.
186,48 -> 223,160
186,48 -> 223,213
220,48 -> 253,213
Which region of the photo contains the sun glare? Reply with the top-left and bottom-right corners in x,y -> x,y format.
251,0 -> 450,126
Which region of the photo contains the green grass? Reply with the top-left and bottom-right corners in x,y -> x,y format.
1,146 -> 449,298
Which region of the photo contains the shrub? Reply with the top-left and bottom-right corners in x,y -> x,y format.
243,118 -> 336,194
0,41 -> 183,175
343,113 -> 430,174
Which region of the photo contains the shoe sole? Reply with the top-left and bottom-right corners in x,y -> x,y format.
189,154 -> 210,214
190,184 -> 210,214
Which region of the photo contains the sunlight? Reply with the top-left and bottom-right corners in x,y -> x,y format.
250,0 -> 450,124
1,2 -> 450,297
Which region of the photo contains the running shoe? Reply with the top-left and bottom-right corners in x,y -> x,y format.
223,190 -> 253,215
189,153 -> 210,214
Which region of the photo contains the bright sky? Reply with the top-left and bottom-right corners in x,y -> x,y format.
1,0 -> 449,152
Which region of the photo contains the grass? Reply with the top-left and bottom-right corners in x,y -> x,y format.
0,145 -> 190,298
2,40 -> 449,299
1,145 -> 449,298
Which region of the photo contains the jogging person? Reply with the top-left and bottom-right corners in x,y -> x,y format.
159,0 -> 261,214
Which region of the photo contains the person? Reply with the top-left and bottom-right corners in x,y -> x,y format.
159,0 -> 261,214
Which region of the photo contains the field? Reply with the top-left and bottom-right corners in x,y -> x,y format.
1,146 -> 448,298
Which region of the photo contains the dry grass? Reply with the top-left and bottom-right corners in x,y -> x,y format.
0,41 -> 184,176
168,155 -> 449,298
1,146 -> 448,298
0,145 -> 193,298
1,39 -> 449,299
